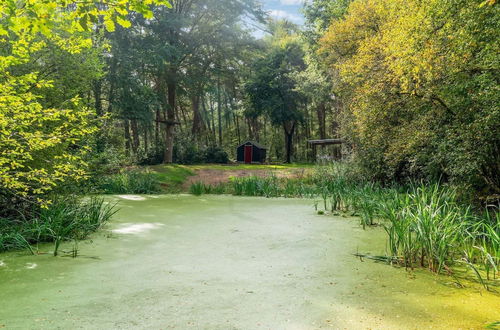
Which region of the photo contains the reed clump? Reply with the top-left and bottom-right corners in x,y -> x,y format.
0,196 -> 116,255
96,170 -> 161,194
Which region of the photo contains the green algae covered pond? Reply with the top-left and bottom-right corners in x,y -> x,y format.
0,195 -> 498,329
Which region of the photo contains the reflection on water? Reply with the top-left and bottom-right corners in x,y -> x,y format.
116,195 -> 146,201
111,222 -> 164,234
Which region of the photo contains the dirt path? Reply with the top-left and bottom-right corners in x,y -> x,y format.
0,195 -> 498,329
183,168 -> 308,188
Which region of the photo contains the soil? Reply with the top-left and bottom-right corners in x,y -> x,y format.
183,168 -> 308,188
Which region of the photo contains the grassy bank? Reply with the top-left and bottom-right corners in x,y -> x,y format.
189,165 -> 499,290
91,165 -> 195,194
93,163 -> 313,194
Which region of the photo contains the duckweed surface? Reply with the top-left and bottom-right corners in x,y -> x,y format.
0,195 -> 498,329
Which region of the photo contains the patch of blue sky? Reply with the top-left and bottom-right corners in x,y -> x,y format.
261,0 -> 306,25
248,0 -> 306,38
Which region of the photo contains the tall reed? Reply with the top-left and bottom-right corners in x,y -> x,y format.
0,196 -> 117,255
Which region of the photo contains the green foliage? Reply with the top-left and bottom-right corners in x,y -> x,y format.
0,196 -> 116,254
319,0 -> 500,195
96,170 -> 162,194
245,23 -> 306,162
246,43 -> 305,126
303,0 -> 351,41
174,143 -> 228,164
203,146 -> 229,164
0,0 -> 169,205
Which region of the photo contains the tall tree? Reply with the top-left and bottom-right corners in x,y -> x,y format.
138,0 -> 263,163
246,25 -> 306,163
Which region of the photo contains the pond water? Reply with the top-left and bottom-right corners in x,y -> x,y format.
0,195 -> 498,329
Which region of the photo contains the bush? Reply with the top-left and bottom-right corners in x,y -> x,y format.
203,146 -> 229,163
173,143 -> 204,164
137,147 -> 164,165
88,146 -> 130,175
174,142 -> 228,164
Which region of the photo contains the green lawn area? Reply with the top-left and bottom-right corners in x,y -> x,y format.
147,164 -> 196,192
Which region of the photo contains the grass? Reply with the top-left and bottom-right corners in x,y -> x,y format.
94,164 -> 196,194
96,170 -> 162,194
97,163 -> 313,194
189,181 -> 226,195
148,164 -> 195,190
150,163 -> 313,193
0,196 -> 116,255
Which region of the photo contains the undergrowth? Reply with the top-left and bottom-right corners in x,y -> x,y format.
95,170 -> 162,194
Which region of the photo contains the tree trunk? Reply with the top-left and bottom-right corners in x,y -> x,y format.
316,102 -> 327,139
217,78 -> 222,146
191,94 -> 204,136
209,97 -> 216,143
283,122 -> 296,163
144,126 -> 149,154
252,118 -> 260,141
234,113 -> 241,144
130,119 -> 140,154
201,94 -> 212,145
155,109 -> 161,148
163,77 -> 176,163
124,119 -> 131,156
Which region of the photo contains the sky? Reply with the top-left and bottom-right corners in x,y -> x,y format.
261,0 -> 306,25
249,0 -> 306,38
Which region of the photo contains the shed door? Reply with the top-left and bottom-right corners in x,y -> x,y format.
244,145 -> 252,163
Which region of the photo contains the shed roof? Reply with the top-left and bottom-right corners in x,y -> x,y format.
237,140 -> 268,149
307,139 -> 344,145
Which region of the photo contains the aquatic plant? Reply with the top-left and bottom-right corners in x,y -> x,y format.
189,182 -> 206,196
0,196 -> 117,255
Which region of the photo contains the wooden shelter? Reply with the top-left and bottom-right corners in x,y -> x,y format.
308,139 -> 344,161
236,141 -> 267,164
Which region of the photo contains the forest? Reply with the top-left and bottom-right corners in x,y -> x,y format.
0,0 -> 499,328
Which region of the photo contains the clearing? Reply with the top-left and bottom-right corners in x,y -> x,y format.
148,163 -> 314,191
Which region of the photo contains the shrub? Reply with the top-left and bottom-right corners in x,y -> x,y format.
137,147 -> 164,165
173,140 -> 228,164
173,143 -> 204,164
203,146 -> 229,163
